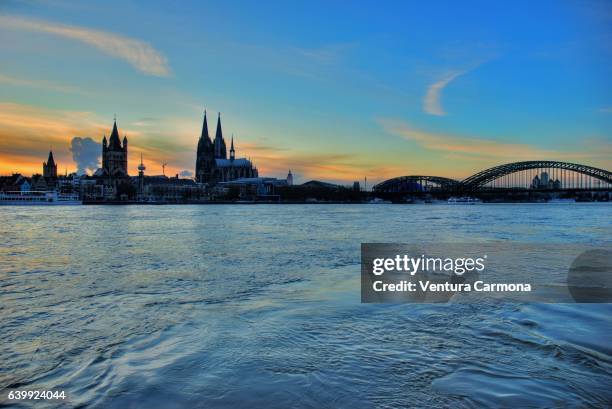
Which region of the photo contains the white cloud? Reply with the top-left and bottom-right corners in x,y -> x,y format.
378,117 -> 556,158
378,117 -> 612,167
423,70 -> 466,116
0,72 -> 88,94
0,15 -> 171,77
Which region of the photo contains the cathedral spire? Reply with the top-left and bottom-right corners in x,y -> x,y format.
215,112 -> 223,141
201,110 -> 210,141
230,134 -> 235,160
213,112 -> 227,159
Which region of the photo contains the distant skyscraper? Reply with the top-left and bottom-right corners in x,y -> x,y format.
43,150 -> 57,178
287,170 -> 293,186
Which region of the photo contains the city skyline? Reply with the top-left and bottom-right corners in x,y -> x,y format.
1,0 -> 611,184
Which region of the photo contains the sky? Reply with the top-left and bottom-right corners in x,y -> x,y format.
0,0 -> 611,184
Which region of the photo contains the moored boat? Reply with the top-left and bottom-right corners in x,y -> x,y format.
447,196 -> 482,204
0,191 -> 82,205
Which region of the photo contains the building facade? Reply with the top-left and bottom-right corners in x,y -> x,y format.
101,120 -> 128,177
195,111 -> 258,185
87,119 -> 130,200
531,171 -> 561,190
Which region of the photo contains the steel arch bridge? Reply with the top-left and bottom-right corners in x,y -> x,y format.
373,175 -> 461,193
461,160 -> 612,191
373,161 -> 612,194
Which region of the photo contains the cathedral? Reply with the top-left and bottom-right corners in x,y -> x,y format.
195,111 -> 258,185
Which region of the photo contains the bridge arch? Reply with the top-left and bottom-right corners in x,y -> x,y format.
461,161 -> 612,191
373,175 -> 460,193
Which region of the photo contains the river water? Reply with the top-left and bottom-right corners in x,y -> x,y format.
1,204 -> 611,408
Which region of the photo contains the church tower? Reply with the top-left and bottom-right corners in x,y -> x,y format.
230,135 -> 235,161
43,150 -> 57,178
102,119 -> 128,176
213,113 -> 227,159
195,110 -> 216,183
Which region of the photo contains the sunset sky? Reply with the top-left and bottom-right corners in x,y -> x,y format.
0,0 -> 611,184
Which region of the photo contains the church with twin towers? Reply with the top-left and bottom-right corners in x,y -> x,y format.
195,111 -> 258,185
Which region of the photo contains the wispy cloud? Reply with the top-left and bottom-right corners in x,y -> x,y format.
598,107 -> 612,114
423,70 -> 467,116
380,117 -> 553,157
0,15 -> 171,77
0,72 -> 88,94
378,118 -> 612,168
291,43 -> 355,65
421,57 -> 495,117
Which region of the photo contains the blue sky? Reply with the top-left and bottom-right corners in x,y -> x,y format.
0,0 -> 610,183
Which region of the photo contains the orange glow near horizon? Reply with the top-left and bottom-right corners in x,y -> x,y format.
0,102 -> 407,184
2,102 -> 611,185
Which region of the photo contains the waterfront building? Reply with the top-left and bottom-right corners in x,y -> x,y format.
57,173 -> 82,195
0,174 -> 31,192
301,180 -> 342,190
195,111 -> 258,185
218,177 -> 288,201
132,174 -> 206,202
30,174 -> 49,191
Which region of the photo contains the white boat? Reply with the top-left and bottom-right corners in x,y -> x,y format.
368,197 -> 392,204
547,198 -> 576,203
0,191 -> 82,205
447,196 -> 482,204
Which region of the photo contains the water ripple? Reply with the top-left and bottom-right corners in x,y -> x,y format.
0,204 -> 611,408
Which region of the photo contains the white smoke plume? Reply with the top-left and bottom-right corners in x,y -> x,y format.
70,137 -> 101,175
